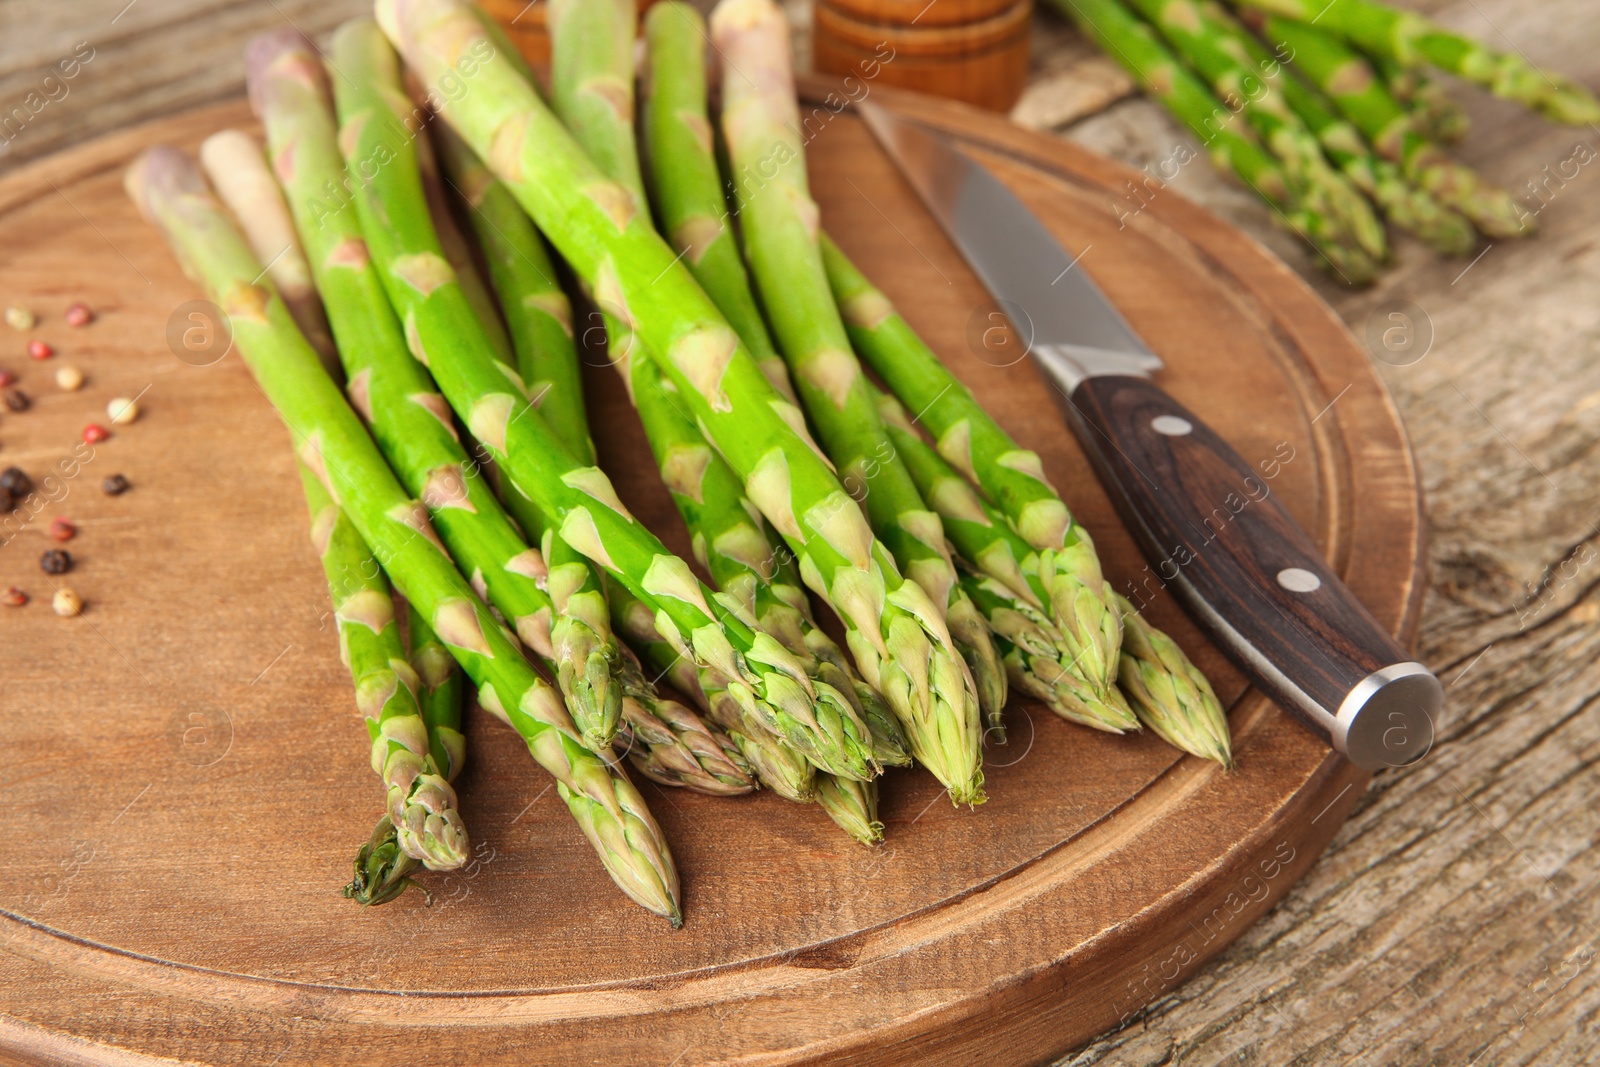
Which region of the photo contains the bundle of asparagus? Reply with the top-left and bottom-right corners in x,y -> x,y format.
1047,0 -> 1599,279
128,0 -> 1247,924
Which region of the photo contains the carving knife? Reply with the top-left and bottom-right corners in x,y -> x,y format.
858,100 -> 1440,772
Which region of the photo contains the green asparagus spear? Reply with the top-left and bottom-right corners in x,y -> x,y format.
200,115 -> 466,896
713,0 -> 993,801
870,385 -> 1140,734
338,17 -> 876,784
432,125 -> 591,456
1112,595 -> 1232,765
540,0 -> 815,772
128,145 -> 681,923
816,776 -> 884,847
610,585 -> 820,801
633,1 -> 910,768
640,1 -> 795,402
405,602 -> 468,781
617,688 -> 757,795
380,0 -> 967,796
1126,0 -> 1387,260
342,603 -> 469,907
1046,0 -> 1379,282
1191,0 -> 1474,255
628,348 -> 907,767
197,129 -> 339,366
1243,11 -> 1532,237
246,30 -> 627,754
1233,0 -> 1600,125
1373,55 -> 1468,144
819,234 -> 1134,703
298,464 -> 469,873
425,133 -> 758,795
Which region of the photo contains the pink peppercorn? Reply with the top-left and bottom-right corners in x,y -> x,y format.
82,423 -> 110,443
27,340 -> 53,360
49,517 -> 76,542
0,370 -> 13,388
64,303 -> 94,327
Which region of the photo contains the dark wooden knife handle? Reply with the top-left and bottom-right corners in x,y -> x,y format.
1062,375 -> 1440,770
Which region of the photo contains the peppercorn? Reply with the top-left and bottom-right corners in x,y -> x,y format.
0,486 -> 12,512
52,587 -> 83,616
107,397 -> 140,425
5,307 -> 35,331
55,365 -> 85,391
0,369 -> 14,388
27,340 -> 52,360
102,473 -> 130,496
48,517 -> 76,542
64,303 -> 94,327
3,388 -> 29,412
40,549 -> 72,575
0,467 -> 31,495
1,587 -> 26,607
82,424 -> 109,444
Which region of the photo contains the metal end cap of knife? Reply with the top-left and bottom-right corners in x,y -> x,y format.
1334,662 -> 1441,771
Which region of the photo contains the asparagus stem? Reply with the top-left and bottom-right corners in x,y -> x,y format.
199,117 -> 469,880
341,17 -> 876,784
298,464 -> 470,870
405,601 -> 468,781
820,235 -> 1140,708
640,1 -> 796,401
871,385 -> 1140,734
1233,0 -> 1600,125
634,2 -> 911,770
712,0 -> 991,804
413,122 -> 516,365
1244,11 -> 1533,237
1126,0 -> 1388,260
381,0 -> 955,794
197,129 -> 338,367
1192,0 -> 1474,255
1046,0 -> 1379,282
432,125 -> 591,457
246,30 -> 624,756
128,145 -> 681,924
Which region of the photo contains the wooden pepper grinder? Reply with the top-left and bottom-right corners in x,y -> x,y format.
812,0 -> 1033,112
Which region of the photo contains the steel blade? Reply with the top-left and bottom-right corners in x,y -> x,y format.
858,100 -> 1162,382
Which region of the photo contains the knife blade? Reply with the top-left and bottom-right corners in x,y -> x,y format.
858,99 -> 1440,772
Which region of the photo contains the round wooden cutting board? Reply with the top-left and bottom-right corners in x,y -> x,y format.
0,83 -> 1424,1067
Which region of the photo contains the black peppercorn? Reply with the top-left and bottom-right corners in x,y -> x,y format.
40,549 -> 72,575
0,467 -> 30,496
2,388 -> 28,412
102,473 -> 131,496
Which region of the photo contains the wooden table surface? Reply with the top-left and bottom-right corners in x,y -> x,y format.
2,1 -> 1596,1064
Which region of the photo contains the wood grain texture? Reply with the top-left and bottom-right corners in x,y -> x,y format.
0,70 -> 1418,1064
1,0 -> 1590,1063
